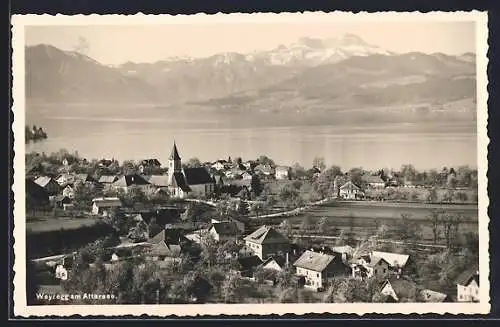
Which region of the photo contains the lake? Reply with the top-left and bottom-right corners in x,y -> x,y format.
25,105 -> 478,170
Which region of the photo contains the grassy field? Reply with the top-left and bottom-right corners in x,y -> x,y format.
278,201 -> 478,244
26,217 -> 102,234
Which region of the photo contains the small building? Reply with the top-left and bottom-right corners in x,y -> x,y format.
331,245 -> 355,263
97,175 -> 119,191
112,174 -> 150,193
91,197 -> 122,217
148,228 -> 195,261
275,166 -> 291,180
364,257 -> 391,278
55,173 -> 76,187
243,225 -> 290,260
241,171 -> 253,180
211,160 -> 230,172
260,255 -> 289,272
145,175 -> 170,193
208,221 -> 241,242
254,164 -> 275,177
34,176 -> 61,196
362,175 -> 386,188
62,184 -> 74,199
339,181 -> 364,200
378,277 -> 421,302
456,266 -> 480,302
54,254 -> 75,281
293,250 -> 350,291
371,251 -> 410,272
233,255 -> 263,279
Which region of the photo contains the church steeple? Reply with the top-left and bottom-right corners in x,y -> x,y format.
168,141 -> 182,174
170,141 -> 181,161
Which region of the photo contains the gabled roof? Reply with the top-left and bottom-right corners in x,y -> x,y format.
74,173 -> 94,183
98,175 -> 118,184
293,250 -> 336,272
150,241 -> 182,257
371,251 -> 410,268
366,256 -> 389,268
243,226 -> 289,245
149,229 -> 190,245
112,174 -> 150,187
275,166 -> 290,172
237,255 -> 263,271
261,256 -> 287,269
55,174 -> 75,185
170,142 -> 181,160
210,221 -> 240,236
145,175 -> 170,187
362,175 -> 385,184
340,181 -> 361,191
26,179 -> 49,202
170,172 -> 191,192
184,167 -> 215,185
92,197 -> 122,208
34,176 -> 56,188
456,265 -> 479,286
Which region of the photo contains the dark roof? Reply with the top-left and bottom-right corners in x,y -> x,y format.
170,142 -> 181,160
98,175 -> 118,184
113,174 -> 150,187
261,256 -> 287,269
149,229 -> 190,245
171,172 -> 191,192
26,179 -> 49,203
293,250 -> 336,272
244,226 -> 289,245
237,255 -> 263,271
456,265 -> 479,286
184,167 -> 214,185
150,241 -> 182,257
210,222 -> 240,236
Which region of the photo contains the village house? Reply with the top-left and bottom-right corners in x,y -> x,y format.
293,250 -> 350,292
339,181 -> 364,200
62,184 -> 74,199
362,175 -> 386,188
144,175 -> 170,193
371,251 -> 410,273
148,228 -> 195,262
53,195 -> 73,210
254,164 -> 275,177
34,176 -> 61,196
112,174 -> 151,193
211,218 -> 247,234
74,173 -> 95,185
208,221 -> 241,242
456,265 -> 480,302
233,255 -> 264,279
352,256 -> 391,279
275,166 -> 291,180
378,277 -> 421,302
98,159 -> 114,169
331,245 -> 355,263
211,160 -> 230,172
55,173 -> 76,187
243,225 -> 290,260
167,142 -> 216,198
241,171 -> 253,180
98,175 -> 119,191
260,254 -> 289,272
54,254 -> 75,281
91,197 -> 122,217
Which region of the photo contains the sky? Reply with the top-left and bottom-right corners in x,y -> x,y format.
24,21 -> 476,65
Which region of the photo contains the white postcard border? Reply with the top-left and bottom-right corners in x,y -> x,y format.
11,11 -> 491,317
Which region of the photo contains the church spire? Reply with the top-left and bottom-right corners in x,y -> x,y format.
170,141 -> 181,160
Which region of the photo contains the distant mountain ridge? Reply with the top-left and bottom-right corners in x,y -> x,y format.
25,34 -> 476,114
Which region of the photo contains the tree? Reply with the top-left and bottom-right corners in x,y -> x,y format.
250,174 -> 263,197
184,157 -> 202,168
257,155 -> 275,167
394,213 -> 421,242
429,210 -> 442,244
291,163 -> 308,180
221,274 -> 244,303
313,166 -> 342,198
312,157 -> 326,172
299,216 -> 313,234
279,219 -> 293,238
427,188 -> 438,203
73,182 -> 102,210
317,216 -> 329,235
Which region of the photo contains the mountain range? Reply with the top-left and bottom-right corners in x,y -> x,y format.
25,34 -> 477,120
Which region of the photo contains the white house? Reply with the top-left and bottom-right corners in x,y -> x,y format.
91,197 -> 122,217
275,166 -> 291,180
362,175 -> 386,188
371,251 -> 410,272
243,225 -> 290,260
208,221 -> 241,242
293,250 -> 349,291
456,266 -> 480,302
339,181 -> 364,200
62,185 -> 74,199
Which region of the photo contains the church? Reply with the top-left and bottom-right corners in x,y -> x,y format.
167,142 -> 216,198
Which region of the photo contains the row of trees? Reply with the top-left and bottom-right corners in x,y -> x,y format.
25,125 -> 47,143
